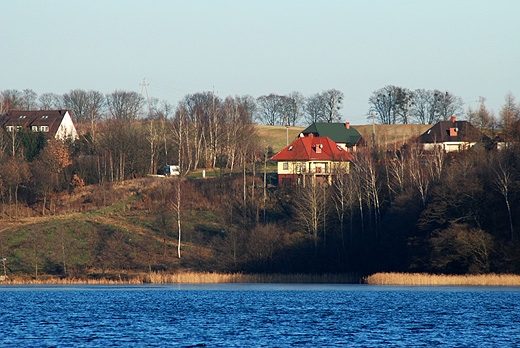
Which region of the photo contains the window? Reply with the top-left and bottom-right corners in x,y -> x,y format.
449,127 -> 458,136
296,163 -> 301,173
283,162 -> 289,170
40,126 -> 49,132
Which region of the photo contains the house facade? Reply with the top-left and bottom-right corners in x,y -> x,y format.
301,122 -> 363,152
417,116 -> 491,152
0,110 -> 78,141
271,133 -> 354,187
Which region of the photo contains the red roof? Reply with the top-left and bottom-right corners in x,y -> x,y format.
271,135 -> 354,162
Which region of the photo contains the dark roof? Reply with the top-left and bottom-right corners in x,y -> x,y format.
0,110 -> 71,136
417,120 -> 491,144
270,134 -> 354,162
302,122 -> 362,147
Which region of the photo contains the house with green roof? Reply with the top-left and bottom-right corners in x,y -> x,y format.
301,122 -> 363,152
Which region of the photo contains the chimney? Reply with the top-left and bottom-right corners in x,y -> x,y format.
451,115 -> 456,123
345,122 -> 350,129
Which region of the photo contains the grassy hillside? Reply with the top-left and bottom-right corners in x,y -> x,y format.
255,123 -> 432,153
255,125 -> 305,153
353,124 -> 432,148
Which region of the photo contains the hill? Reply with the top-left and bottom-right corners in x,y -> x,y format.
353,124 -> 432,149
255,123 -> 432,153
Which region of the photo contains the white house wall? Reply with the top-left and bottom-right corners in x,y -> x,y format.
55,111 -> 78,140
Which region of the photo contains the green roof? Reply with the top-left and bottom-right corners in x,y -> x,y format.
302,123 -> 362,147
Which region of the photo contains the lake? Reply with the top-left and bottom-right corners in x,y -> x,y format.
0,284 -> 519,347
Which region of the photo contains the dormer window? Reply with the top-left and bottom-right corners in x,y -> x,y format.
19,115 -> 26,119
288,145 -> 293,151
449,127 -> 458,137
40,126 -> 49,132
32,126 -> 39,131
42,115 -> 49,119
5,126 -> 13,132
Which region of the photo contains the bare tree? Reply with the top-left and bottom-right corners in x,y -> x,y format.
304,93 -> 323,124
331,166 -> 358,247
63,89 -> 90,122
33,139 -> 72,215
305,89 -> 344,124
1,157 -> 31,217
368,85 -> 410,124
411,89 -> 441,124
1,89 -> 38,112
431,224 -> 493,274
293,182 -> 327,247
436,90 -> 464,121
106,90 -> 141,121
353,149 -> 381,239
256,94 -> 287,125
408,143 -> 431,206
320,89 -> 344,123
39,93 -> 64,110
493,154 -> 514,240
285,91 -> 305,126
467,97 -> 494,133
21,89 -> 38,109
499,93 -> 520,143
86,90 -> 106,139
169,179 -> 183,258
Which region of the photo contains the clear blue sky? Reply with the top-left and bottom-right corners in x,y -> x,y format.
2,0 -> 519,124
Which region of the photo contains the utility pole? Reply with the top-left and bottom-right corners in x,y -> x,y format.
285,114 -> 289,146
371,112 -> 376,148
137,77 -> 151,119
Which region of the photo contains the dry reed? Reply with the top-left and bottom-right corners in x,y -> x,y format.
365,272 -> 520,286
0,272 -> 359,285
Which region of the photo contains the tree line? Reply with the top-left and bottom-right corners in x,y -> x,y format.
0,88 -> 346,127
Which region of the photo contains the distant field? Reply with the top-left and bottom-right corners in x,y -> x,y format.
255,123 -> 432,153
354,124 -> 432,148
255,125 -> 305,153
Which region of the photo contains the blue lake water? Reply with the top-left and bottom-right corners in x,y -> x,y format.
0,284 -> 519,347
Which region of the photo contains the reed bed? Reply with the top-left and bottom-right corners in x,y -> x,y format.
365,272 -> 520,286
0,272 -> 359,285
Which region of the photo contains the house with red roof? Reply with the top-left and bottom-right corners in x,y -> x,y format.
0,110 -> 78,141
271,133 -> 354,187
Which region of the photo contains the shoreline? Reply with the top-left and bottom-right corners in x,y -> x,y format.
1,272 -> 520,286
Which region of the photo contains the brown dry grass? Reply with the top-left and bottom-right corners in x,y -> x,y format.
254,124 -> 432,153
365,272 -> 520,286
255,125 -> 305,153
0,272 -> 358,285
353,124 -> 432,149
